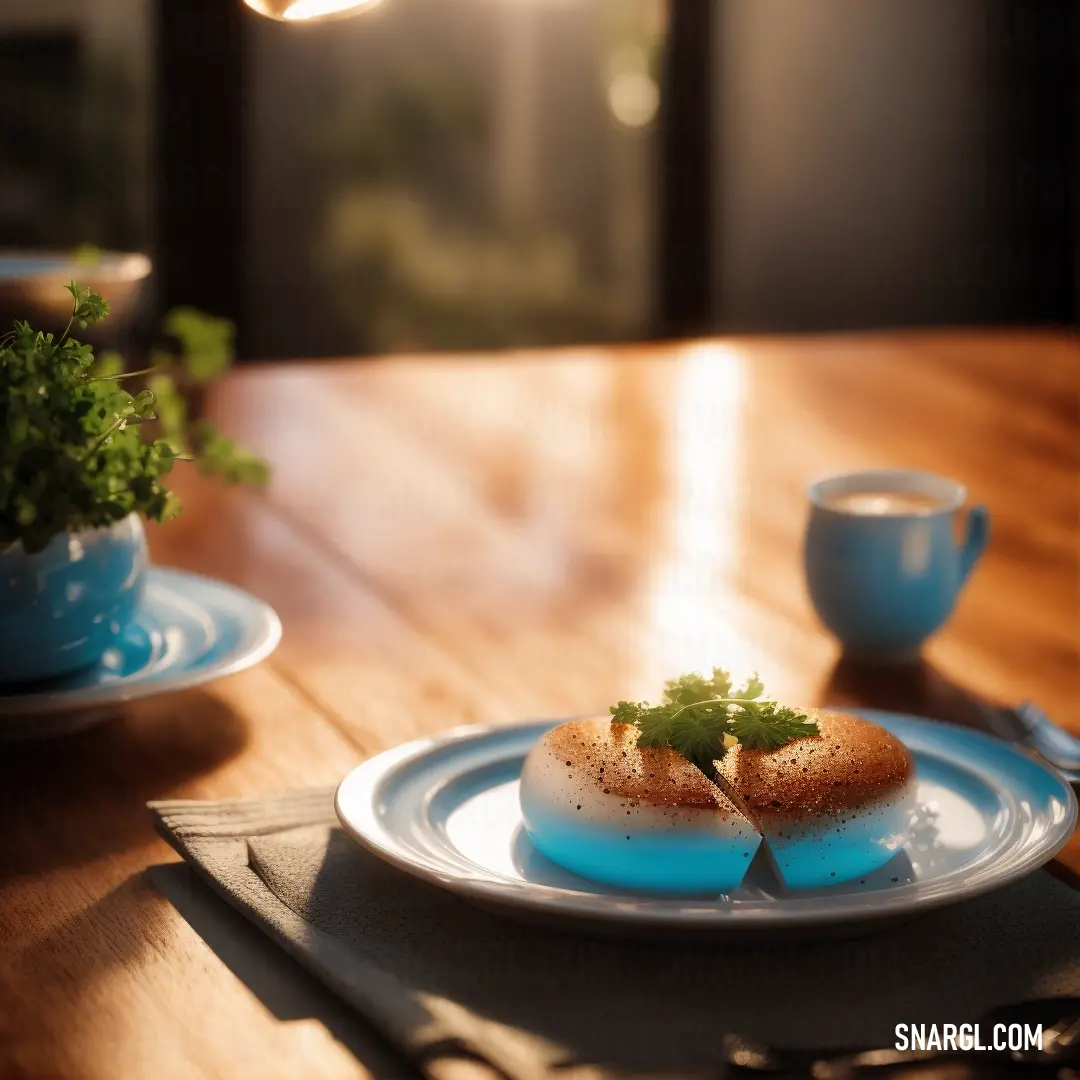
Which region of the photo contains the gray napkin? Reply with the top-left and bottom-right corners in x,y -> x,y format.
150,789 -> 1080,1080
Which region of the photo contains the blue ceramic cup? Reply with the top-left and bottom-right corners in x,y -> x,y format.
804,469 -> 989,663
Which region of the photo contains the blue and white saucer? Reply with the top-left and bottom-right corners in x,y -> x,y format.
0,568 -> 281,740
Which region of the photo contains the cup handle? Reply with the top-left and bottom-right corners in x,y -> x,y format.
959,504 -> 990,582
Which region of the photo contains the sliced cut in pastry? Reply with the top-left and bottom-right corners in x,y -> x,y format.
715,708 -> 916,889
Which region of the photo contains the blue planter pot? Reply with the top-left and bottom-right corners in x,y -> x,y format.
0,516 -> 148,683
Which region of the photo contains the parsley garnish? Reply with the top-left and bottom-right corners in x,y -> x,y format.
610,668 -> 818,773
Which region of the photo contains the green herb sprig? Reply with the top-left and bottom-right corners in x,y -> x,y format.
142,307 -> 269,487
0,283 -> 179,553
0,283 -> 268,554
610,668 -> 818,774
84,305 -> 268,487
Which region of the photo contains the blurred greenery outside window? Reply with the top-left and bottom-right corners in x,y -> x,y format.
251,0 -> 664,355
0,0 -> 663,357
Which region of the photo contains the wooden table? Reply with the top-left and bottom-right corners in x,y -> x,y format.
2,331 -> 1078,1079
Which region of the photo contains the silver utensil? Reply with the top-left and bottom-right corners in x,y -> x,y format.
1013,701 -> 1080,773
977,702 -> 1080,785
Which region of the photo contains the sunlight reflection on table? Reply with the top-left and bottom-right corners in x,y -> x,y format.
645,343 -> 764,689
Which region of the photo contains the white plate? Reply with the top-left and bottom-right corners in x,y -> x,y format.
336,710 -> 1078,939
0,567 -> 281,740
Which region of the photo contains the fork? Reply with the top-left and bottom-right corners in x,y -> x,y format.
1013,701 -> 1080,776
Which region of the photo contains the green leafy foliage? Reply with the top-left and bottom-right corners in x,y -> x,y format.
1,283 -> 179,553
189,421 -> 270,486
143,306 -> 269,485
92,349 -> 126,378
1,284 -> 269,554
610,667 -> 819,774
71,243 -> 103,269
145,372 -> 188,444
726,706 -> 817,752
157,306 -> 235,384
66,281 -> 109,330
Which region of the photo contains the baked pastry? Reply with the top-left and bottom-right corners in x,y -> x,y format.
519,670 -> 917,893
519,717 -> 762,893
715,708 -> 916,889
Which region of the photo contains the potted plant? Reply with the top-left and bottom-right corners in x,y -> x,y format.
0,283 -> 266,684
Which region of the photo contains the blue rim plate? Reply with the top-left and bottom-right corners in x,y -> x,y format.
0,567 -> 281,733
335,710 -> 1078,938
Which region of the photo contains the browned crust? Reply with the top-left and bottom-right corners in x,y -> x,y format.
546,709 -> 913,817
545,718 -> 728,809
715,708 -> 913,816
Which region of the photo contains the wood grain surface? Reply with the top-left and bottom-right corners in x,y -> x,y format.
2,331 -> 1078,1078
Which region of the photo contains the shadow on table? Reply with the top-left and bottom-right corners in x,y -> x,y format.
149,862 -> 420,1079
0,689 -> 249,877
820,655 -> 1019,734
0,863 -> 417,1080
1,873 -> 151,1063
